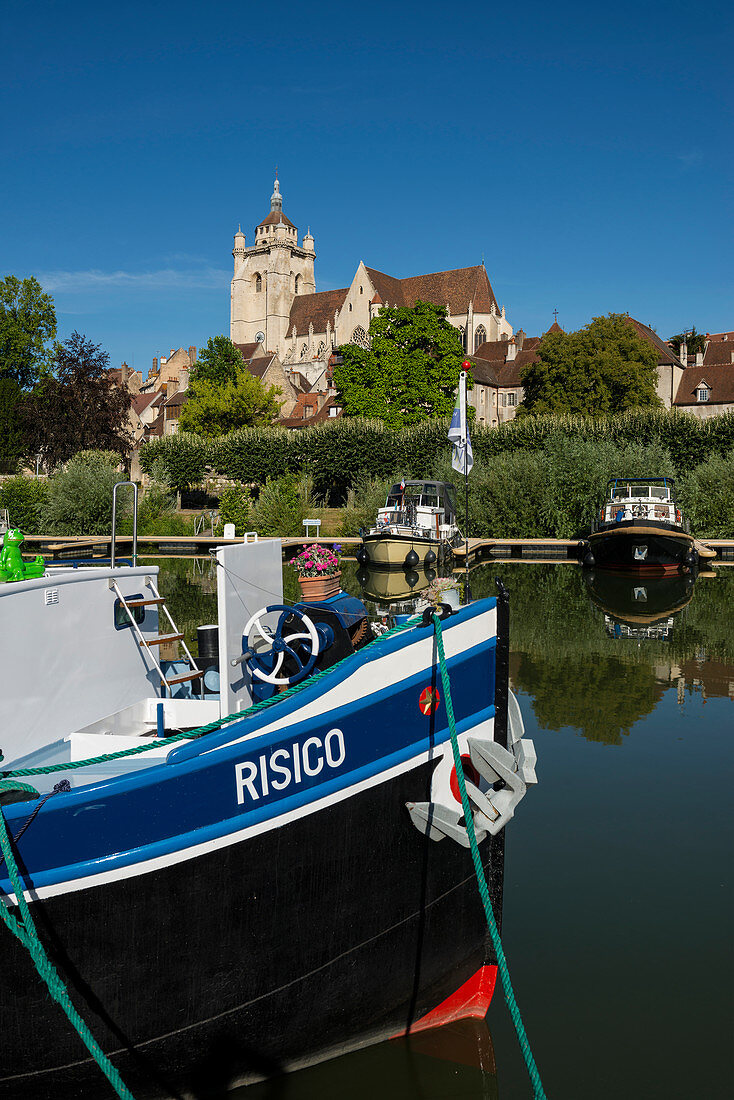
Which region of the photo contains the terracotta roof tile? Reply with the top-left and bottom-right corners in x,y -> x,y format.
626,317 -> 684,367
365,264 -> 498,316
473,340 -> 510,362
703,341 -> 734,366
674,364 -> 734,406
233,342 -> 260,361
288,287 -> 349,337
545,321 -> 564,334
257,211 -> 296,229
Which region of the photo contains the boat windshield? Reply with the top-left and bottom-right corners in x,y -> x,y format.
610,484 -> 672,502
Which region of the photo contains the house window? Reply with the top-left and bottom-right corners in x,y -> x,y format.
360,286 -> 363,294
697,387 -> 710,402
507,392 -> 517,407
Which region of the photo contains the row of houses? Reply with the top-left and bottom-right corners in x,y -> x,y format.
464,322 -> 734,425
109,323 -> 733,454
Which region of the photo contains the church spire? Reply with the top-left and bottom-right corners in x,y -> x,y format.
270,171 -> 283,213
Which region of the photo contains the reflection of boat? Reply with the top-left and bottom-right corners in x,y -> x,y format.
241,1017 -> 498,1100
0,527 -> 537,1097
583,478 -> 712,573
358,480 -> 460,568
585,568 -> 696,639
356,563 -> 434,605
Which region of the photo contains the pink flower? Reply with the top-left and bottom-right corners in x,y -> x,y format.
316,563 -> 324,571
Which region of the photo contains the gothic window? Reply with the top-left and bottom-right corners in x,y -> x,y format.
295,274 -> 301,294
360,286 -> 363,294
300,343 -> 308,359
350,326 -> 369,349
474,325 -> 487,351
255,273 -> 262,292
317,342 -> 326,358
458,325 -> 466,350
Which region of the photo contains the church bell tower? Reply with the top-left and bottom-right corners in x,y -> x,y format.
230,177 -> 316,354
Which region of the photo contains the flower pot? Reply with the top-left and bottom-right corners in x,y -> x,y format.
297,571 -> 341,602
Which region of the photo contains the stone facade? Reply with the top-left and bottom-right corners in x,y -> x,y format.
230,179 -> 513,385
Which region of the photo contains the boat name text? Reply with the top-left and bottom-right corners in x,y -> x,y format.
235,728 -> 347,805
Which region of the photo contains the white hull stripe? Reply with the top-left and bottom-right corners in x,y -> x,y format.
2,714 -> 494,905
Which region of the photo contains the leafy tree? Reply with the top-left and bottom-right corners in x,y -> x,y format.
192,335 -> 247,386
0,379 -> 26,472
517,314 -> 661,417
333,300 -> 466,427
41,451 -> 126,535
23,332 -> 132,469
179,369 -> 282,438
0,275 -> 57,388
669,326 -> 706,357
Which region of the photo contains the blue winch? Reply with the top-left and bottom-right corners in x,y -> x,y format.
241,592 -> 370,703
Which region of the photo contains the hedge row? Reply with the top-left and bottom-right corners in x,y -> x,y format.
138,410 -> 734,499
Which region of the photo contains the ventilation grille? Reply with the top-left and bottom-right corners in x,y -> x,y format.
44,589 -> 59,606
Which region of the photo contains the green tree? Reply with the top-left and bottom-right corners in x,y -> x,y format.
0,379 -> 26,472
179,369 -> 282,438
333,300 -> 466,427
669,326 -> 706,357
518,314 -> 661,417
23,332 -> 132,469
192,335 -> 247,386
41,451 -> 126,535
0,275 -> 57,389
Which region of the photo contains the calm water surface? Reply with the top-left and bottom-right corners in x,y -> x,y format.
148,557 -> 734,1100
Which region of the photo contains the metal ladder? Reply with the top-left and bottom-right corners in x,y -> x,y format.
108,484 -> 202,697
111,577 -> 203,696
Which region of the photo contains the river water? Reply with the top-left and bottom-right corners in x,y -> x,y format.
148,557 -> 734,1100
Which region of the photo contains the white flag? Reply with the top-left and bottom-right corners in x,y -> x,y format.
448,370 -> 473,475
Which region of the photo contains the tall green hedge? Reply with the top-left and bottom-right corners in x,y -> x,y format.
138,410 -> 734,500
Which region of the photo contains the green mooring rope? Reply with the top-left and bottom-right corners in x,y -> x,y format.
431,612 -> 547,1100
0,791 -> 135,1099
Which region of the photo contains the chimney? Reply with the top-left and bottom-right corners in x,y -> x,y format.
170,348 -> 175,358
506,337 -> 517,361
152,357 -> 158,373
516,329 -> 525,351
179,368 -> 189,391
680,340 -> 688,365
120,362 -> 129,387
188,345 -> 197,364
695,351 -> 703,367
166,379 -> 179,399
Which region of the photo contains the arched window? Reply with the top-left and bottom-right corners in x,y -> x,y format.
254,273 -> 262,292
474,325 -> 487,351
458,325 -> 466,350
317,342 -> 326,358
295,274 -> 301,294
360,286 -> 363,294
300,343 -> 308,359
350,326 -> 369,348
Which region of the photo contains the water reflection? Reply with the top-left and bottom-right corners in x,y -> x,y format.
230,1019 -> 498,1100
584,568 -> 696,640
355,564 -> 435,616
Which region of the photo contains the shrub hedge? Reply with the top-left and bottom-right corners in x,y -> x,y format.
139,410 -> 734,499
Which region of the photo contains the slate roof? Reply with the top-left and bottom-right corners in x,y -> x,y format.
674,365 -> 734,407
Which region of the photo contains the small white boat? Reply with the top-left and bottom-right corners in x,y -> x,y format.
358,480 -> 462,569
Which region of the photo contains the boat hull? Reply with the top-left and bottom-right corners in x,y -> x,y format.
0,601 -> 505,1099
588,520 -> 695,573
362,532 -> 442,568
0,760 -> 503,1099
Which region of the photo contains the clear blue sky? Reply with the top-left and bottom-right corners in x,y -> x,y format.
2,0 -> 731,377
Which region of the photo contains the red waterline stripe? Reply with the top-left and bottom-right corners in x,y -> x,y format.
392,964 -> 498,1037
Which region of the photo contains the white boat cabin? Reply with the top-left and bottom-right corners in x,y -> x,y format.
601,479 -> 680,525
375,481 -> 459,540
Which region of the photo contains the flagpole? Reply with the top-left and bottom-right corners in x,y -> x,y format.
463,369 -> 470,603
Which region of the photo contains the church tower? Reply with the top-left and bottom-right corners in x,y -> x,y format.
230,177 -> 316,354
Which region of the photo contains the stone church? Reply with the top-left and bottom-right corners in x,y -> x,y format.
230,178 -> 514,385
